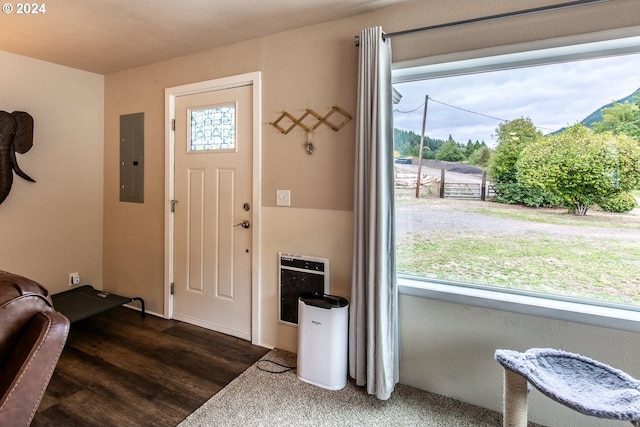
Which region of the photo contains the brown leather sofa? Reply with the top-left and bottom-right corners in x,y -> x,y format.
0,271 -> 70,427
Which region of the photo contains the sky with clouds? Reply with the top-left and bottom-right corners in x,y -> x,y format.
392,53 -> 640,148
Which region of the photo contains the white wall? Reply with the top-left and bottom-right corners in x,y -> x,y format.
399,295 -> 640,427
0,51 -> 104,294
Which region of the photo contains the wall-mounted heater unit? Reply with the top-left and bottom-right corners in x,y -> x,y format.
279,252 -> 329,325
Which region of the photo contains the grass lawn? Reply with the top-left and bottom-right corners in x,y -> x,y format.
396,191 -> 640,306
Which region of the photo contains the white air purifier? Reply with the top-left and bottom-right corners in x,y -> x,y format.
297,292 -> 349,390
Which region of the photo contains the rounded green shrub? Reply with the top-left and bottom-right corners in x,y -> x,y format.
599,191 -> 638,213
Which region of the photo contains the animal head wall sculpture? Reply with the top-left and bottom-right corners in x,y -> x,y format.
0,111 -> 35,205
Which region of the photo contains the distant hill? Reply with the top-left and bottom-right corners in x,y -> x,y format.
579,88 -> 639,128
551,88 -> 639,134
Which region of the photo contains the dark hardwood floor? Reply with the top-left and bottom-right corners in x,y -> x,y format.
32,307 -> 269,427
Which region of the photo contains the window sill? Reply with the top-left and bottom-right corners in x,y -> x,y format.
398,276 -> 640,333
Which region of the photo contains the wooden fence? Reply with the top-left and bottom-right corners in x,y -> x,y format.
395,168 -> 496,201
442,183 -> 496,200
439,170 -> 495,201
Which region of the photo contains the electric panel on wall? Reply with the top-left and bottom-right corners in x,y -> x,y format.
279,252 -> 329,325
120,112 -> 144,203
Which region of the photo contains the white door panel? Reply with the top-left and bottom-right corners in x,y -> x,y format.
173,85 -> 252,340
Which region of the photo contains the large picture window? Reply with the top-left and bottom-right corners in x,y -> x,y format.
393,36 -> 640,309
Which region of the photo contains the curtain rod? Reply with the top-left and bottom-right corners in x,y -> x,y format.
354,0 -> 609,47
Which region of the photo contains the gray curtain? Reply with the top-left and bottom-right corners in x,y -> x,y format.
349,26 -> 399,400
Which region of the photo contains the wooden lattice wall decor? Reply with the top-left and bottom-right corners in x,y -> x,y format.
270,106 -> 352,154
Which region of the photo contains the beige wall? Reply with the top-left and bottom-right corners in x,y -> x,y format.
0,51 -> 104,293
103,22 -> 362,316
101,1 -> 640,426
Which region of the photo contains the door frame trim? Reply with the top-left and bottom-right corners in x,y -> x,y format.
164,72 -> 262,344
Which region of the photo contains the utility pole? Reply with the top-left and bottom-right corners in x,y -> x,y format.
415,95 -> 429,198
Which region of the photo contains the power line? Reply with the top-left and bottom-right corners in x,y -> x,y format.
394,96 -> 556,132
429,97 -> 508,122
393,103 -> 425,114
395,96 -> 508,122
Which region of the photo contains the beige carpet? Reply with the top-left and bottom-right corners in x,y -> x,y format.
178,348 -> 542,426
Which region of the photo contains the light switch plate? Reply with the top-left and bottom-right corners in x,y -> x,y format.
276,189 -> 291,207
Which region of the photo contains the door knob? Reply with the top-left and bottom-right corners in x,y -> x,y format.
234,220 -> 250,229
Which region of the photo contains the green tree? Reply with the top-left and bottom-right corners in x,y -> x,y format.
592,93 -> 640,141
464,140 -> 475,158
489,118 -> 541,181
393,128 -> 446,159
464,140 -> 489,164
517,124 -> 640,215
487,117 -> 557,206
436,140 -> 465,162
393,129 -> 420,157
468,145 -> 492,167
424,135 -> 446,158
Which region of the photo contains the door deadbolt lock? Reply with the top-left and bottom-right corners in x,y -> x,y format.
234,220 -> 251,229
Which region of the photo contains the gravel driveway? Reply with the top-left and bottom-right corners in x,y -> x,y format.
396,196 -> 640,242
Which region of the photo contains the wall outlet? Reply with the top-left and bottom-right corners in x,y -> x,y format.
69,272 -> 80,286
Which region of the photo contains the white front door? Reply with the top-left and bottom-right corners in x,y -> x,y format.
172,84 -> 253,340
